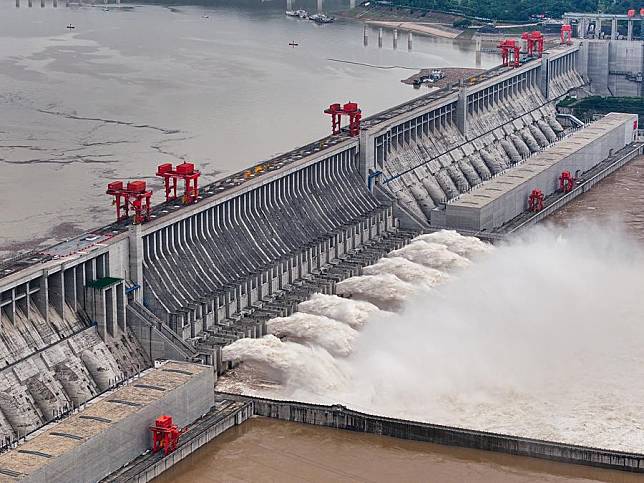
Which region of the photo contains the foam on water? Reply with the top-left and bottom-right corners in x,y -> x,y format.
217,227 -> 644,452
266,313 -> 358,357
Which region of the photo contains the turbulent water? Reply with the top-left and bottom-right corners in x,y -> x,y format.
218,227 -> 644,453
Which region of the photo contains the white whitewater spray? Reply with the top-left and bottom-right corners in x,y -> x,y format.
335,273 -> 416,311
221,335 -> 346,395
217,226 -> 644,452
362,256 -> 448,289
415,230 -> 494,258
387,241 -> 471,271
298,293 -> 383,329
266,312 -> 358,357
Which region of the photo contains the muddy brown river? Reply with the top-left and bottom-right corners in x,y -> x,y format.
154,418 -> 642,483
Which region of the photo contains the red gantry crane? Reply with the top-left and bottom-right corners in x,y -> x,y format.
521,31 -> 544,58
498,39 -> 520,68
324,102 -> 362,137
561,24 -> 573,45
559,170 -> 575,193
528,189 -> 544,212
156,162 -> 201,205
106,180 -> 153,224
150,415 -> 184,456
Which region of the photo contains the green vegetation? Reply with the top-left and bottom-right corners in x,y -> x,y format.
387,0 -> 642,21
558,96 -> 644,123
452,18 -> 472,28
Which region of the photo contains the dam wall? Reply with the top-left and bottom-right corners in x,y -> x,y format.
0,42 -> 593,396
361,46 -> 584,229
220,393 -> 644,474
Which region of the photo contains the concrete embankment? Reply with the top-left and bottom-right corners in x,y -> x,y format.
218,392 -> 644,473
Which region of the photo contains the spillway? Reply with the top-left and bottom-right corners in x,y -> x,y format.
0,40 -> 640,451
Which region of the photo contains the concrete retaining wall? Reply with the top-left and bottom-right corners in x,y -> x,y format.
111,401 -> 252,483
19,364 -> 215,483
218,393 -> 644,474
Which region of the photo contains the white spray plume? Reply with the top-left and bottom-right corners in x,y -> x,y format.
221,335 -> 346,393
218,225 -> 644,452
362,256 -> 448,289
415,230 -> 495,258
335,273 -> 416,311
298,293 -> 384,329
388,241 -> 471,271
267,312 -> 358,357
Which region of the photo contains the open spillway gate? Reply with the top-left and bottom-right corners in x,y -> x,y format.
130,139 -> 416,371
0,42 -> 593,384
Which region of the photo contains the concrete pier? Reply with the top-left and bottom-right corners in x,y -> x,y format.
407,31 -> 413,51
393,29 -> 398,49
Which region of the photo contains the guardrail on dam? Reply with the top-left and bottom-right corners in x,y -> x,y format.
0,42 -> 618,443
220,393 -> 644,474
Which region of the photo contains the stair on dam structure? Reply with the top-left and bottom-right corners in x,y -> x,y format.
0,304 -> 149,444
384,104 -> 567,224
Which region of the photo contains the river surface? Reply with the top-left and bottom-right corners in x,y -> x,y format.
0,0 -> 495,258
547,155 -> 644,241
154,417 -> 642,483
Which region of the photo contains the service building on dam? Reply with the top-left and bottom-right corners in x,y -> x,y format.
0,27 -> 642,481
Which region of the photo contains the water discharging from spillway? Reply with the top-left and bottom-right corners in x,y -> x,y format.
218,226 -> 644,453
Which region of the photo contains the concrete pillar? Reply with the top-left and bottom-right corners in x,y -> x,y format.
53,0 -> 57,7
16,0 -> 19,8
595,18 -> 601,38
316,0 -> 322,13
539,52 -> 550,100
48,271 -> 65,320
116,282 -> 126,333
455,84 -> 468,137
286,0 -> 292,10
90,289 -> 107,339
363,25 -> 368,46
475,38 -> 481,67
407,31 -> 413,51
63,268 -> 77,313
40,0 -> 44,7
393,29 -> 398,49
28,0 -> 32,7
578,18 -> 585,39
378,28 -> 383,48
611,18 -> 617,40
349,0 -> 355,7
627,20 -> 633,41
128,224 -> 144,303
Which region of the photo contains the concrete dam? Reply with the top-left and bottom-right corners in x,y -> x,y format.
0,39 -> 640,455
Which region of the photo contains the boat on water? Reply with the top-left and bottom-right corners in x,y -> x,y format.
285,9 -> 309,19
309,13 -> 334,24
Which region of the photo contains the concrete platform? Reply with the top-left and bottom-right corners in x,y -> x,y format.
0,361 -> 214,483
439,113 -> 638,231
